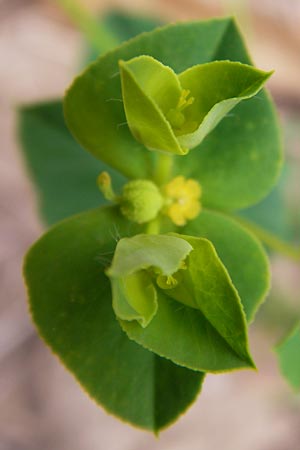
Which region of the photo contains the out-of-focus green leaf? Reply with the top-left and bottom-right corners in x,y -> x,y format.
275,323 -> 300,391
237,166 -> 293,241
19,101 -> 126,225
103,11 -> 163,41
85,12 -> 162,63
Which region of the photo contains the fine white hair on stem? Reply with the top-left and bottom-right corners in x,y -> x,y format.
95,250 -> 114,267
116,121 -> 128,130
105,98 -> 123,103
110,71 -> 120,79
109,224 -> 122,243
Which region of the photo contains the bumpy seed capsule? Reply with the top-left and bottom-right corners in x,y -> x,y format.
120,179 -> 163,224
166,89 -> 195,132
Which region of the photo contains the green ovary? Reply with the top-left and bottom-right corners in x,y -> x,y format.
120,179 -> 163,224
166,89 -> 195,134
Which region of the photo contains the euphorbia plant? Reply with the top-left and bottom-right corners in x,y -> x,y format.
22,16 -> 283,432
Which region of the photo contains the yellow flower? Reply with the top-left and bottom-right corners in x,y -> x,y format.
164,176 -> 202,226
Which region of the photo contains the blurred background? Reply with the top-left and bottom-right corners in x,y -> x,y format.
0,0 -> 299,449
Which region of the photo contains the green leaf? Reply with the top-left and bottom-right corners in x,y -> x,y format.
170,234 -> 252,362
85,12 -> 163,63
64,18 -> 282,208
23,206 -> 203,431
18,101 -> 126,225
183,210 -> 270,321
275,323 -> 300,391
107,233 -> 254,372
120,234 -> 254,372
121,291 -> 252,373
103,11 -> 163,42
237,165 -> 294,241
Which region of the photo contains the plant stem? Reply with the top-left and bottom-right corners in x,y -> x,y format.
234,215 -> 300,262
146,217 -> 160,235
148,153 -> 174,233
154,153 -> 173,186
56,0 -> 119,53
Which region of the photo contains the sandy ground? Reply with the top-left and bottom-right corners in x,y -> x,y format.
0,1 -> 300,449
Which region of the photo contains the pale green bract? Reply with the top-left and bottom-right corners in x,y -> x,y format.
107,234 -> 193,327
108,233 -> 254,372
120,56 -> 272,154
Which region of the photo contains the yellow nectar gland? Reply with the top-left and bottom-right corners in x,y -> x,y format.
97,171 -> 116,201
164,176 -> 202,226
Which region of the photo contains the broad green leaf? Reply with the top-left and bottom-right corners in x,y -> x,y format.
107,234 -> 192,327
121,291 -> 253,373
275,323 -> 300,391
85,12 -> 162,63
170,234 -> 252,363
18,101 -> 126,225
24,206 -> 203,431
103,12 -> 162,42
120,234 -> 254,372
183,210 -> 270,321
237,164 -> 294,242
64,18 -> 282,208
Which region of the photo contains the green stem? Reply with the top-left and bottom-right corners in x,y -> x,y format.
233,215 -> 300,262
145,152 -> 174,234
149,153 -> 174,233
146,217 -> 160,235
154,153 -> 173,186
56,0 -> 119,53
